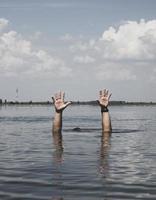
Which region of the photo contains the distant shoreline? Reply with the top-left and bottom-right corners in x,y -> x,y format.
0,100 -> 156,106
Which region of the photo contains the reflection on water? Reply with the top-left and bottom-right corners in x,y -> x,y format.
52,130 -> 64,200
0,105 -> 156,199
52,133 -> 63,200
99,132 -> 111,176
52,129 -> 112,200
52,132 -> 63,164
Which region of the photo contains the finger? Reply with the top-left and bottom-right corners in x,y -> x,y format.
51,97 -> 55,103
106,89 -> 109,96
108,93 -> 112,100
59,91 -> 61,99
101,89 -> 105,96
104,89 -> 106,96
61,91 -> 65,100
65,101 -> 72,107
97,100 -> 101,105
99,90 -> 102,98
63,92 -> 65,101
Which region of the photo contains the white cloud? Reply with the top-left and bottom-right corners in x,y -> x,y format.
96,62 -> 136,81
73,55 -> 95,64
0,18 -> 8,32
0,18 -> 71,78
70,40 -> 96,52
100,19 -> 156,60
68,19 -> 156,81
70,19 -> 156,61
1,18 -> 156,83
30,31 -> 42,40
60,33 -> 73,41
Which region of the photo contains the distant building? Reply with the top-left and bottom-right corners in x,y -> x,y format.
0,99 -> 2,104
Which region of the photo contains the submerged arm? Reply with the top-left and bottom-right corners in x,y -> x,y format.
98,89 -> 112,133
101,107 -> 112,133
52,91 -> 71,134
53,111 -> 63,134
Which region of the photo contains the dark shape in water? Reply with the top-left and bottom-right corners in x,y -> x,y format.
72,127 -> 81,132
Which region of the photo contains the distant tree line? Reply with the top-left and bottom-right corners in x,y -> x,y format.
0,99 -> 156,106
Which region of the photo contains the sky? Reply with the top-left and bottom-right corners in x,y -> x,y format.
0,0 -> 156,102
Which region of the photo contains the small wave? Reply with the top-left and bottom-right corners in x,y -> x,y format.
112,129 -> 142,133
63,127 -> 101,133
63,127 -> 141,134
115,118 -> 150,121
0,117 -> 51,123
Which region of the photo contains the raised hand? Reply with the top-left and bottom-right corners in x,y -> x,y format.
52,91 -> 71,112
98,89 -> 112,108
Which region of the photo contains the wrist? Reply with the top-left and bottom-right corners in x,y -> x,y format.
101,106 -> 109,113
55,109 -> 63,114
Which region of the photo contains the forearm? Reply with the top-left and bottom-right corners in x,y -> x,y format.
101,107 -> 112,133
52,111 -> 63,134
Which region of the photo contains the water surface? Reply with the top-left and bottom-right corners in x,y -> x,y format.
0,105 -> 156,199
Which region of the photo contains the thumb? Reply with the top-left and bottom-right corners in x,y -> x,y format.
97,100 -> 100,105
65,101 -> 72,107
51,97 -> 55,103
108,93 -> 112,100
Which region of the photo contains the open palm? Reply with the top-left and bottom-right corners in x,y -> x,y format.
98,89 -> 112,107
52,92 -> 71,112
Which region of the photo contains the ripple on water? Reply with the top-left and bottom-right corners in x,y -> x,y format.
0,105 -> 156,199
